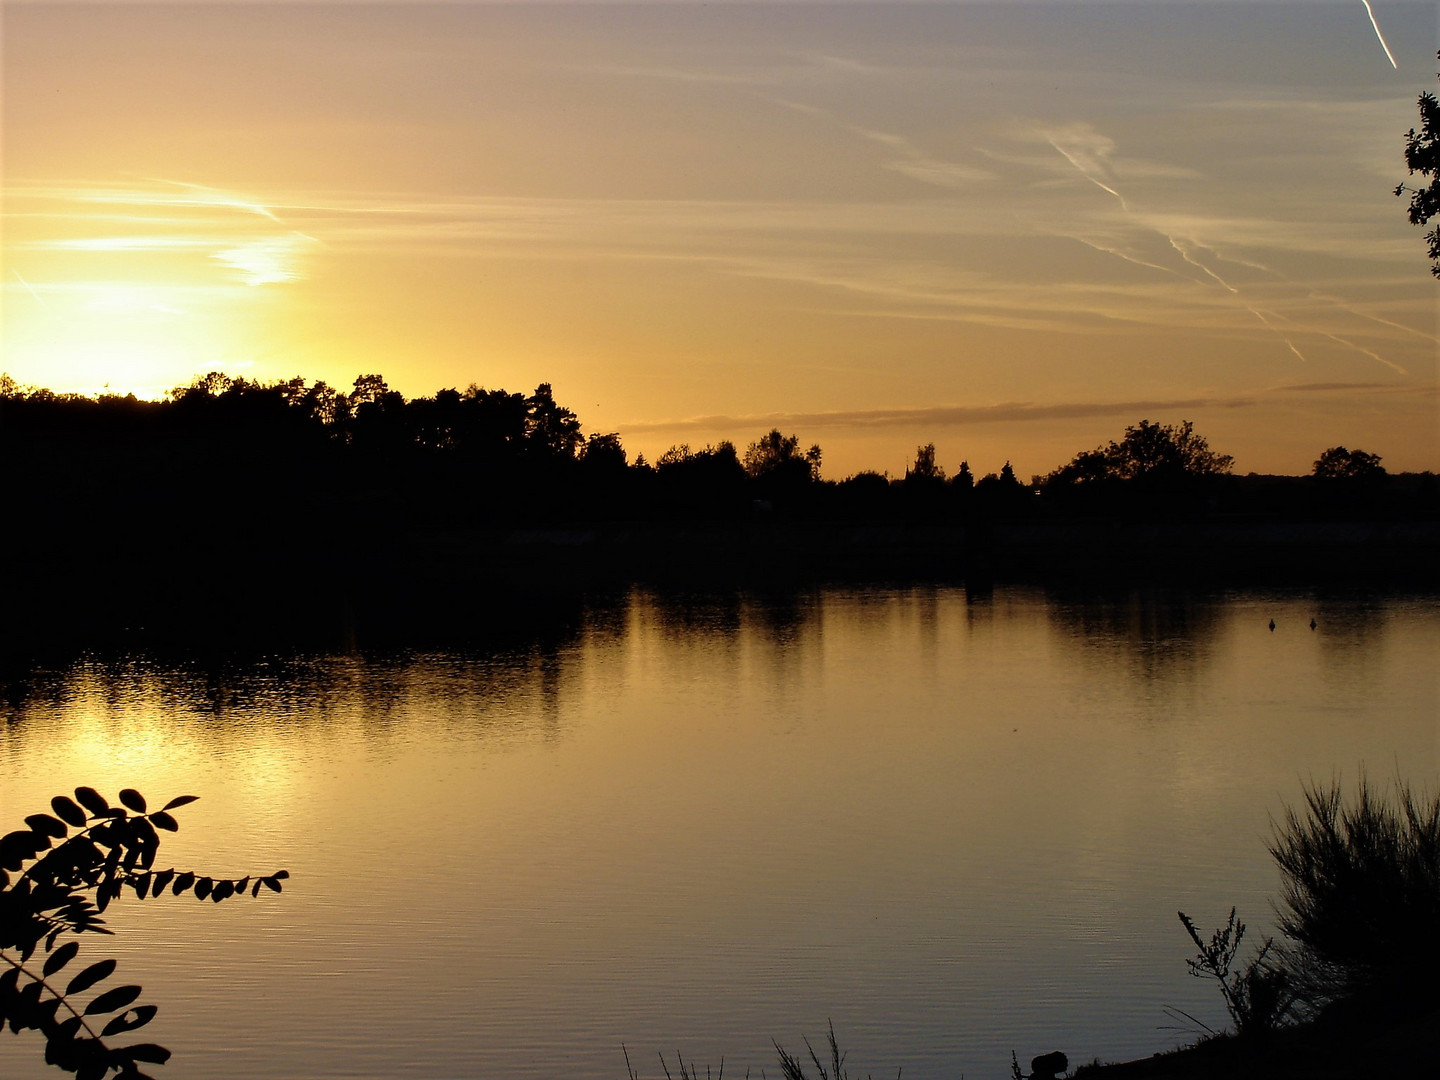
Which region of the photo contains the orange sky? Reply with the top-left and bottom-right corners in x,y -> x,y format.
4,2 -> 1437,477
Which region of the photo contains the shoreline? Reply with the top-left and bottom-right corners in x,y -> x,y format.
6,517 -> 1436,649
1071,1000 -> 1438,1080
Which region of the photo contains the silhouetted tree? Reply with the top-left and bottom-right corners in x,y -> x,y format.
0,787 -> 286,1078
975,463 -> 1023,496
579,432 -> 628,471
525,383 -> 582,460
1313,446 -> 1386,480
1109,420 -> 1232,479
906,443 -> 945,482
1043,420 -> 1233,487
460,385 -> 529,461
294,380 -> 348,432
1397,51 -> 1440,277
952,460 -> 974,491
838,471 -> 890,498
348,373 -> 390,409
657,443 -> 693,468
742,430 -> 822,482
657,442 -> 744,478
1042,448 -> 1111,487
653,441 -> 748,518
346,374 -> 409,458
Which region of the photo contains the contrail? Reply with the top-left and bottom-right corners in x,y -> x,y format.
1182,234 -> 1435,355
1049,129 -> 1307,359
1313,330 -> 1406,375
1059,232 -> 1183,278
1168,237 -> 1308,360
138,177 -> 282,222
12,270 -> 50,312
1311,290 -> 1438,344
1047,138 -> 1130,211
1360,0 -> 1398,69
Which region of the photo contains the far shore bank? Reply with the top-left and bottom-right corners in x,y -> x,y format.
6,516 -> 1436,657
423,517 -> 1440,585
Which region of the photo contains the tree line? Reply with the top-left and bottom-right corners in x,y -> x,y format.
3,370 -> 1435,628
2,370 -> 1416,511
2,372 -> 1425,531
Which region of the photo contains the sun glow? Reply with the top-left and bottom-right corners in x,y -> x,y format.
4,3 -> 1438,473
4,181 -> 317,397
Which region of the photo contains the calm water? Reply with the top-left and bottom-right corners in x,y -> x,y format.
2,586 -> 1436,1079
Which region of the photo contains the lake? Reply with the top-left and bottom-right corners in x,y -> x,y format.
2,584 -> 1436,1079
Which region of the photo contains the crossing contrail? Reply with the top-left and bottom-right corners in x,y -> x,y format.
1360,0 -> 1398,69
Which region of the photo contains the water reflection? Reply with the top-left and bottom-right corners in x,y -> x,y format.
646,589 -> 745,641
1045,587 -> 1228,684
1,585 -> 1436,1080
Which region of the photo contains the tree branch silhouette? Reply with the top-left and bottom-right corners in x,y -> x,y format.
0,787 -> 287,1078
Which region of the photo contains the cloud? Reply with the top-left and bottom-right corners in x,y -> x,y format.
845,123 -> 998,187
10,174 -> 1428,371
20,237 -> 222,253
7,181 -> 319,289
619,379 -> 1432,439
1042,122 -> 1118,182
618,395 -> 1263,436
1269,380 -> 1417,394
58,180 -> 284,223
211,233 -> 319,286
578,63 -> 772,87
880,156 -> 995,189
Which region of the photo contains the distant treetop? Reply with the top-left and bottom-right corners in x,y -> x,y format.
1313,446 -> 1386,481
742,429 -> 823,482
1043,419 -> 1234,487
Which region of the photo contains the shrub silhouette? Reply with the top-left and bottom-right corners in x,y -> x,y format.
1174,777 -> 1439,1039
0,787 -> 287,1078
1269,776 -> 1440,1014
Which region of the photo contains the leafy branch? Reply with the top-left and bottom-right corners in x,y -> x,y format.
0,787 -> 287,1078
1397,51 -> 1440,277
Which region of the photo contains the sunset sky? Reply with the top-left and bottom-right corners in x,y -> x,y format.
4,1 -> 1438,478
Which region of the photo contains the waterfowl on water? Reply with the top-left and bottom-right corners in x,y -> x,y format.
1269,619 -> 1276,631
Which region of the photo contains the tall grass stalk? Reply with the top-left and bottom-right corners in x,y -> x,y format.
1177,908 -> 1293,1036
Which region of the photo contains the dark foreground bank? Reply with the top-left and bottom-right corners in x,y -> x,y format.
1071,1001 -> 1438,1080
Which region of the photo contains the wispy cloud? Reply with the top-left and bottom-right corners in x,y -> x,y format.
7,166 -> 1428,372
7,181 -> 318,288
1042,122 -> 1130,210
21,236 -> 222,253
850,126 -> 995,188
1270,380 -> 1402,394
619,380 -> 1425,437
212,234 -> 319,286
65,179 -> 283,223
618,395 -> 1261,436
